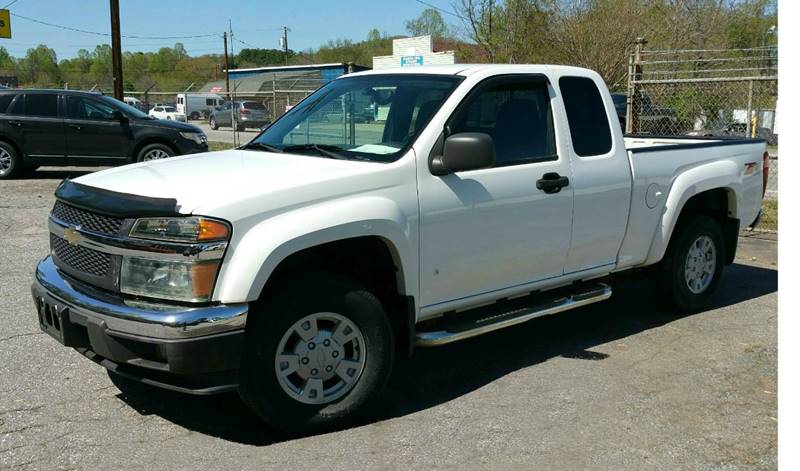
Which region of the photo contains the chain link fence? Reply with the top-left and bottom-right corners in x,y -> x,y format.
625,42 -> 778,143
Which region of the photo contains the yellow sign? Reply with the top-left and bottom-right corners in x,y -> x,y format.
0,10 -> 10,39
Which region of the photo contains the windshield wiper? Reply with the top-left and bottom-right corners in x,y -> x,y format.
282,143 -> 349,160
241,142 -> 283,153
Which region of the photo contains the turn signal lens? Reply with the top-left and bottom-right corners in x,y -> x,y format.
198,219 -> 230,241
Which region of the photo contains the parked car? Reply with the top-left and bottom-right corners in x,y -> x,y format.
0,89 -> 207,179
611,92 -> 680,134
688,122 -> 778,145
149,105 -> 187,122
32,65 -> 767,434
209,100 -> 268,131
176,92 -> 225,120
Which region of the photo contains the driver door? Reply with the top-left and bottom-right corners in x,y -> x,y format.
64,95 -> 131,161
417,75 -> 574,309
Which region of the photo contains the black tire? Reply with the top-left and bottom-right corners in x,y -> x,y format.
649,214 -> 725,312
0,141 -> 21,179
239,273 -> 394,434
189,112 -> 200,120
209,117 -> 218,130
136,143 -> 175,162
236,123 -> 246,132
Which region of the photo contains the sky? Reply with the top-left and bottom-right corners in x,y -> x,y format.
0,0 -> 456,59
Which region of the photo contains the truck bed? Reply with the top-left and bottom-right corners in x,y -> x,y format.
615,134 -> 767,271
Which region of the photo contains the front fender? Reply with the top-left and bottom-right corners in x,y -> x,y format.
213,196 -> 416,303
644,159 -> 740,265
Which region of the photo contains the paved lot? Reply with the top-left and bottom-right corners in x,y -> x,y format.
1,170 -> 777,470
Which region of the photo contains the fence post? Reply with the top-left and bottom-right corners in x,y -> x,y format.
746,79 -> 754,138
628,37 -> 646,134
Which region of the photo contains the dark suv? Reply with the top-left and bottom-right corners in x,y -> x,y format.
0,89 -> 208,179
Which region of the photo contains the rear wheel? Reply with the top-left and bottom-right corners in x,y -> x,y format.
236,123 -> 246,132
189,111 -> 200,120
0,141 -> 20,179
650,214 -> 725,311
209,117 -> 218,130
239,274 -> 394,434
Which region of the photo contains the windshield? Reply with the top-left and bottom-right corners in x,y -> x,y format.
251,74 -> 464,162
100,96 -> 150,119
243,101 -> 266,110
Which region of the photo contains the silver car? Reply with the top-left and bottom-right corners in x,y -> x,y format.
209,101 -> 269,131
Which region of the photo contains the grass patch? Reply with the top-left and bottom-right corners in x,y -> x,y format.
760,199 -> 777,231
208,141 -> 235,152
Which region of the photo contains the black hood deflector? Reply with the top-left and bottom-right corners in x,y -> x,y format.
54,179 -> 180,218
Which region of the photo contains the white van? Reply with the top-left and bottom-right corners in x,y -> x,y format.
176,93 -> 226,120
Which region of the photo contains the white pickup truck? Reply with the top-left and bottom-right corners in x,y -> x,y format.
33,65 -> 768,433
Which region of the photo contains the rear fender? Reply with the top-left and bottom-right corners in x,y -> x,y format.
644,159 -> 740,265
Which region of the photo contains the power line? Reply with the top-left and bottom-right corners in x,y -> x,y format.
3,0 -> 21,8
413,0 -> 463,19
11,13 -> 220,39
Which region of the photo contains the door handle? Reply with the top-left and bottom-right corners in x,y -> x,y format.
536,172 -> 570,194
68,124 -> 82,131
7,120 -> 22,127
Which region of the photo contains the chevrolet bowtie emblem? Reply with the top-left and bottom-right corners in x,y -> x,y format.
63,227 -> 81,246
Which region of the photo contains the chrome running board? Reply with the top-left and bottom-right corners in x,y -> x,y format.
415,282 -> 612,347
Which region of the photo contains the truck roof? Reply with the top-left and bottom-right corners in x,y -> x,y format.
347,64 -> 597,78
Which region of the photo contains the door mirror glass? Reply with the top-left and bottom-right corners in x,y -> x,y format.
430,132 -> 496,175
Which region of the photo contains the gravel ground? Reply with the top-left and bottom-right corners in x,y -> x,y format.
0,170 -> 777,470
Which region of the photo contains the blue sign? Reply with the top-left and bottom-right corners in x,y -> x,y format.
401,55 -> 424,67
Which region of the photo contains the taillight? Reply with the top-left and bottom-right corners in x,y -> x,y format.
240,108 -> 251,115
762,151 -> 769,198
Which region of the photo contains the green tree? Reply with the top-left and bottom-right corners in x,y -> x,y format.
405,8 -> 453,39
18,45 -> 59,87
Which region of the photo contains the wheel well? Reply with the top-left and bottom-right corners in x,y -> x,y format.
674,188 -> 739,264
131,138 -> 177,161
262,236 -> 414,356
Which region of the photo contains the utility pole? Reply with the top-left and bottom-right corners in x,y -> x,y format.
280,26 -> 289,65
109,0 -> 124,100
223,31 -> 230,95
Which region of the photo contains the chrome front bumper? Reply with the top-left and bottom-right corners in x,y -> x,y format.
33,256 -> 247,339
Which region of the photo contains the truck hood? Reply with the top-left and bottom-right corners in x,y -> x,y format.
73,149 -> 385,215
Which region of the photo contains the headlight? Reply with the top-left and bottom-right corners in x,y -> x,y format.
179,131 -> 207,144
120,257 -> 220,302
130,217 -> 229,242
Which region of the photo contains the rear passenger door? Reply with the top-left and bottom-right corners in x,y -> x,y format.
557,75 -> 631,273
4,92 -> 65,159
418,75 -> 574,308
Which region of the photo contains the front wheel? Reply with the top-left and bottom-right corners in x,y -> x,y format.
650,214 -> 725,311
209,117 -> 218,130
136,143 -> 174,162
239,274 -> 394,434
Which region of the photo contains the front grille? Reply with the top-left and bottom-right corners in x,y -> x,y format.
50,233 -> 111,277
51,201 -> 124,236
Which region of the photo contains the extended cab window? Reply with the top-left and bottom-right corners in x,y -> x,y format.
448,78 -> 556,166
24,93 -> 58,118
559,76 -> 612,156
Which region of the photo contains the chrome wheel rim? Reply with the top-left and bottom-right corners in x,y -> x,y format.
143,148 -> 170,161
685,235 -> 716,294
0,148 -> 11,175
275,312 -> 366,405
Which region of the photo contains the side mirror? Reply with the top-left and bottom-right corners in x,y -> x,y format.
430,132 -> 496,176
111,110 -> 125,121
